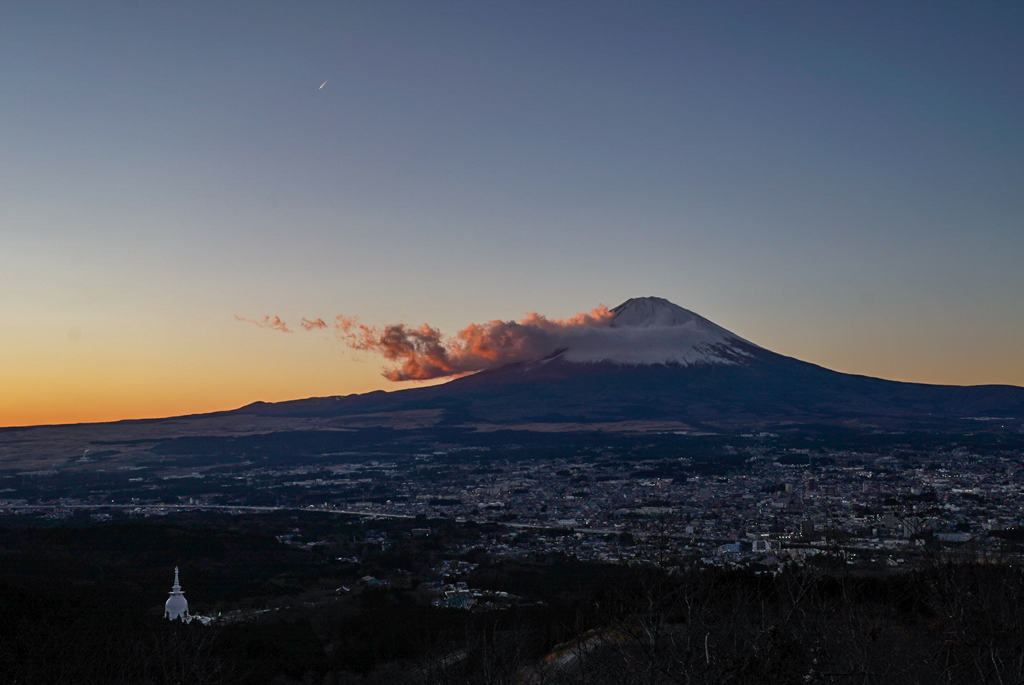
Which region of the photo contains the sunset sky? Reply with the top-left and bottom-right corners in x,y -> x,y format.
3,2 -> 1023,427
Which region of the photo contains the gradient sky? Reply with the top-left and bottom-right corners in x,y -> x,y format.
3,1 -> 1023,427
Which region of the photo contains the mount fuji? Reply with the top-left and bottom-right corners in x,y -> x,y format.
241,297 -> 1024,430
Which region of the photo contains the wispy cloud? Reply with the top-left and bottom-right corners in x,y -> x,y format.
234,314 -> 292,333
300,317 -> 328,331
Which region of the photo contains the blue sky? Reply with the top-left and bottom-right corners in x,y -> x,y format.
3,1 -> 1023,425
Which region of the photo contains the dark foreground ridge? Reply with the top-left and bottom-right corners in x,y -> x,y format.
4,513 -> 1024,685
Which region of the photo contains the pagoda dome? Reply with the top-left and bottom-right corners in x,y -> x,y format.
164,567 -> 189,620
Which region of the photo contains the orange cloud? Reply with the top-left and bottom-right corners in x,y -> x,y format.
234,315 -> 291,333
334,306 -> 612,381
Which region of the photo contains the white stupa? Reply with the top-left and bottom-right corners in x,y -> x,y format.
164,566 -> 189,621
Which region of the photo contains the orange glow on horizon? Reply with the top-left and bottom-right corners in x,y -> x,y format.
0,374 -> 406,428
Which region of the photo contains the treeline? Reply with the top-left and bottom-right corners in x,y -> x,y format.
515,562 -> 1024,685
4,561 -> 1024,684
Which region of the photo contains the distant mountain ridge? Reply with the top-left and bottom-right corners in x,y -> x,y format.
238,297 -> 1024,430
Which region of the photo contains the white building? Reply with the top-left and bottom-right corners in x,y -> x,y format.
164,567 -> 189,620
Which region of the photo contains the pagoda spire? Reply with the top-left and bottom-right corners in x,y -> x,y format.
165,566 -> 189,620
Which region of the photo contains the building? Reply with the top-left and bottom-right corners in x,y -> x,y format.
164,567 -> 189,620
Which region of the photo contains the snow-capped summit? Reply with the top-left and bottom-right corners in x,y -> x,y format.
556,296 -> 759,367
610,296 -> 707,328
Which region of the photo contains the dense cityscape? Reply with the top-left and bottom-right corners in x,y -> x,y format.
5,424 -> 1024,572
